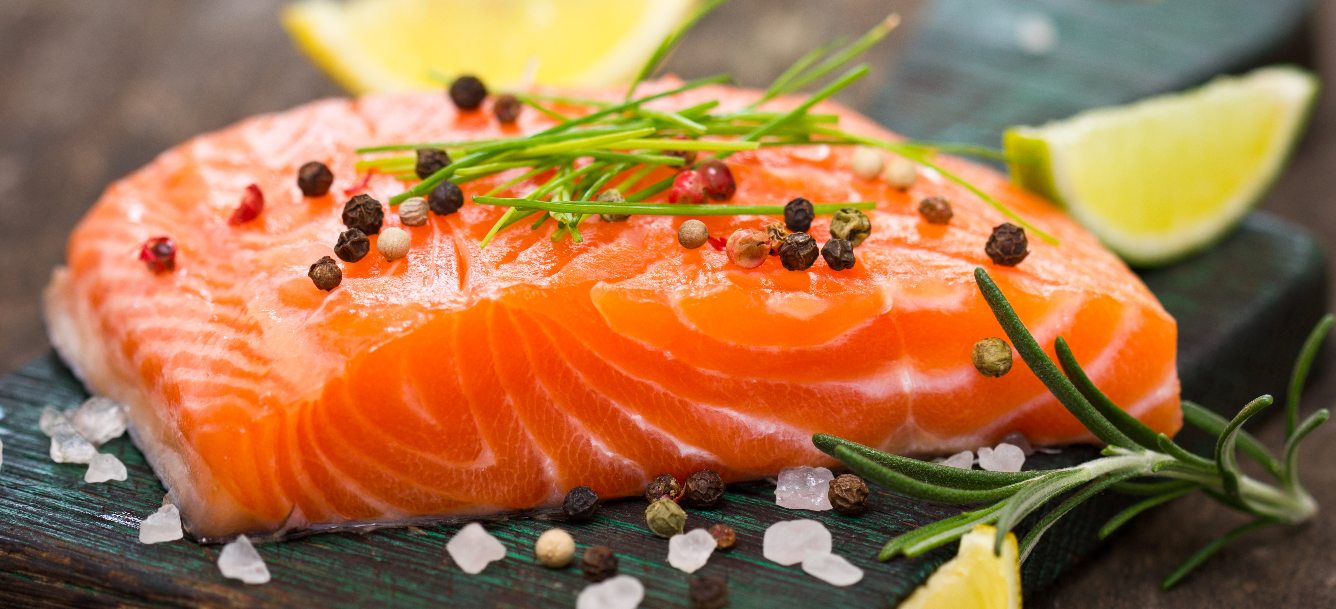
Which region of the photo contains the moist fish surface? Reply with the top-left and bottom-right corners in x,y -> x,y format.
44,80 -> 1181,539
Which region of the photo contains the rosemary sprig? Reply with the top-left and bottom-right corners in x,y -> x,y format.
816,268 -> 1328,589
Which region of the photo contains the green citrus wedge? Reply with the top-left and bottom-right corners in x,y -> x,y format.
1005,66 -> 1318,267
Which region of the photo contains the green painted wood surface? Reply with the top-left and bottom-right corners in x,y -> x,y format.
0,0 -> 1328,607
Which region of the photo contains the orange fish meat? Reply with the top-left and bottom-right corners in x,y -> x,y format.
43,80 -> 1181,539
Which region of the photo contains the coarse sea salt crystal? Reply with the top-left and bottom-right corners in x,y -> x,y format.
941,450 -> 974,470
668,528 -> 717,573
42,407 -> 97,464
139,504 -> 184,544
576,575 -> 644,609
1001,432 -> 1035,456
763,519 -> 832,566
70,397 -> 128,446
218,534 -> 271,584
775,466 -> 835,511
446,523 -> 507,575
85,453 -> 127,483
39,406 -> 64,436
802,553 -> 865,587
978,443 -> 1026,473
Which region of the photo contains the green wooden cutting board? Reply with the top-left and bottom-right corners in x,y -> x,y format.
0,0 -> 1325,607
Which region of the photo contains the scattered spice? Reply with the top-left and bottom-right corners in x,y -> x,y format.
493,93 -> 523,124
562,486 -> 601,521
297,161 -> 334,197
726,229 -> 769,269
985,223 -> 1029,266
334,228 -> 370,263
706,235 -> 727,251
308,256 -> 342,291
885,155 -> 918,190
828,474 -> 869,515
783,197 -> 814,232
972,337 -> 1014,378
397,197 -> 429,227
707,524 -> 736,551
778,233 -> 819,271
645,498 -> 687,538
342,194 -> 384,234
669,170 -> 707,204
138,236 -> 176,273
821,238 -> 856,271
449,75 -> 488,110
597,189 -> 630,222
428,180 -> 465,215
918,196 -> 953,225
343,171 -> 373,196
664,135 -> 697,167
850,147 -> 885,180
697,159 -> 736,201
377,227 -> 410,261
415,148 -> 452,180
581,545 -> 619,582
229,184 -> 264,225
684,470 -> 725,507
829,208 -> 872,247
645,474 -> 683,503
534,528 -> 576,568
688,575 -> 730,609
765,222 -> 790,255
678,219 -> 709,249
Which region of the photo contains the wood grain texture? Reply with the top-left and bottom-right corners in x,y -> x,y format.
1,0 -> 1334,607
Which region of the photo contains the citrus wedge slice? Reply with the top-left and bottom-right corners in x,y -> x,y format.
1005,66 -> 1317,267
897,525 -> 1022,609
282,0 -> 697,93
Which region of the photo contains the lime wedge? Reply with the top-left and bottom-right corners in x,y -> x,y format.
1005,66 -> 1318,267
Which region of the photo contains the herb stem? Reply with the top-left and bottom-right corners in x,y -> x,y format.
472,197 -> 875,217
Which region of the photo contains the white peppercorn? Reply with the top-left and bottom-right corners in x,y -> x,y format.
850,147 -> 885,180
885,155 -> 918,190
534,528 -> 576,568
377,227 -> 410,261
398,197 -> 429,227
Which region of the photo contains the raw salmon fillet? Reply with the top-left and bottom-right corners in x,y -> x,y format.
44,80 -> 1180,539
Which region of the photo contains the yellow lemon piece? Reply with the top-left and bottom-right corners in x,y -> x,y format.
1005,66 -> 1317,267
282,0 -> 697,93
897,525 -> 1022,609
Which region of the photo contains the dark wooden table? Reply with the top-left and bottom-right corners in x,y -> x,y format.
1,1 -> 1333,606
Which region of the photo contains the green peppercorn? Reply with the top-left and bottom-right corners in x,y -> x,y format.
708,523 -> 736,551
765,222 -> 790,255
678,219 -> 708,249
562,486 -> 600,521
829,207 -> 872,247
779,233 -> 819,271
493,93 -> 523,124
415,148 -> 451,180
828,473 -> 869,515
449,75 -> 488,110
684,470 -> 725,507
784,197 -> 814,232
688,575 -> 730,609
308,256 -> 341,291
597,189 -> 630,222
342,194 -> 384,235
581,545 -> 619,582
918,196 -> 953,225
645,473 -> 682,503
297,161 -> 334,197
428,180 -> 465,215
334,228 -> 370,263
821,238 -> 856,271
985,223 -> 1029,266
972,337 -> 1014,377
645,497 -> 687,538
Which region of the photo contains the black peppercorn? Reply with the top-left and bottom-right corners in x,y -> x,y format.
779,233 -> 819,271
415,148 -> 451,180
708,523 -> 736,551
428,180 -> 465,215
562,486 -> 600,521
334,228 -> 371,263
829,207 -> 872,247
688,575 -> 730,609
828,473 -> 869,515
985,223 -> 1030,266
581,545 -> 619,582
297,161 -> 334,197
644,473 -> 682,503
493,93 -> 523,124
449,75 -> 488,110
684,470 -> 725,507
918,196 -> 953,225
821,238 -> 856,271
342,194 -> 384,235
784,197 -> 814,232
308,256 -> 342,291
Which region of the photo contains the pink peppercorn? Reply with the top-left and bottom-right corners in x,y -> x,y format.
726,229 -> 769,269
669,170 -> 707,204
229,184 -> 264,225
138,236 -> 176,273
697,160 -> 736,201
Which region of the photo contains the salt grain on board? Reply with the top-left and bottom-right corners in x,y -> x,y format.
941,450 -> 974,469
576,575 -> 645,609
218,535 -> 271,584
139,504 -> 184,544
1001,431 -> 1035,456
763,519 -> 832,566
445,523 -> 507,575
978,443 -> 1026,472
775,466 -> 835,511
70,397 -> 128,445
667,528 -> 717,573
802,553 -> 865,587
41,406 -> 97,464
84,453 -> 127,483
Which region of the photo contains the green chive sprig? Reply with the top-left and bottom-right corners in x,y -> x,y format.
816,267 -> 1329,590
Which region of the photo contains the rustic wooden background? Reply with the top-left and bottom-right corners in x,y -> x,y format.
1,1 -> 1334,607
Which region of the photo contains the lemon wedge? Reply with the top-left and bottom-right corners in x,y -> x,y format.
897,525 -> 1022,609
282,0 -> 697,93
1005,66 -> 1317,267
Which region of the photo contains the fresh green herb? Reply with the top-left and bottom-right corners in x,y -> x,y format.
815,268 -> 1329,589
472,196 -> 874,217
624,0 -> 728,101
